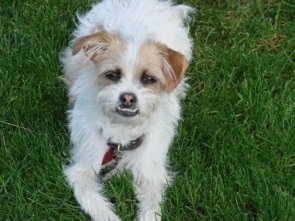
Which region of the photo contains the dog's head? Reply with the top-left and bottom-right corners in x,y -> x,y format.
72,31 -> 188,124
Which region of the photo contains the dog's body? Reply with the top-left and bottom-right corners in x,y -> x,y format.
60,0 -> 193,220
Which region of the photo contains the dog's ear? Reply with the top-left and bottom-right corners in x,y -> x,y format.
72,31 -> 115,62
157,44 -> 188,92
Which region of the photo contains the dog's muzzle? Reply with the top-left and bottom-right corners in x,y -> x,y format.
116,93 -> 139,117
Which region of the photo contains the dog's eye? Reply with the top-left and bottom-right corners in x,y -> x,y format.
104,70 -> 121,82
141,74 -> 157,85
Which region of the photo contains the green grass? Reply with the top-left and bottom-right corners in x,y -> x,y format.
1,0 -> 294,220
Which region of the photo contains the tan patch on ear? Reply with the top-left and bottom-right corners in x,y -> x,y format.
72,31 -> 123,62
157,43 -> 188,92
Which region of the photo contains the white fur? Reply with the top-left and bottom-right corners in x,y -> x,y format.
60,0 -> 193,220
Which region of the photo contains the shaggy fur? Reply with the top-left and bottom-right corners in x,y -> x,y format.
60,0 -> 193,220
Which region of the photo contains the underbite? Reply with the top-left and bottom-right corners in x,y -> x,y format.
116,104 -> 139,117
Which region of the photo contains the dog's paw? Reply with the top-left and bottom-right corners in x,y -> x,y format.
92,212 -> 121,221
79,193 -> 121,221
136,211 -> 161,221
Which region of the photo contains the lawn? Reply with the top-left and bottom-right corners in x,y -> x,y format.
0,0 -> 294,220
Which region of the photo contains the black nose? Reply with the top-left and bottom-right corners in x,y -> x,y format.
119,93 -> 137,108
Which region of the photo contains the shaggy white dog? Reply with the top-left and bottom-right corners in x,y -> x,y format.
60,0 -> 193,220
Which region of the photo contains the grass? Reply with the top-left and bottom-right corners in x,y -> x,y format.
0,0 -> 294,220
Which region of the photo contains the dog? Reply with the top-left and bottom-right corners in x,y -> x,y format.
60,0 -> 193,220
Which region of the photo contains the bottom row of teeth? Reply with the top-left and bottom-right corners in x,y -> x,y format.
117,106 -> 138,113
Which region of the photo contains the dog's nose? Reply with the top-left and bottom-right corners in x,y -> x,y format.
119,93 -> 137,107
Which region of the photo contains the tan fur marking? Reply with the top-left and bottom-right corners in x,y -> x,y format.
156,43 -> 188,92
72,31 -> 124,63
136,44 -> 165,93
135,43 -> 188,93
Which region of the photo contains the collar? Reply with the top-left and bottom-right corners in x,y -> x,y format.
102,135 -> 144,165
107,135 -> 144,151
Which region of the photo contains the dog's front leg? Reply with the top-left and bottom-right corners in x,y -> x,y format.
64,121 -> 121,221
134,176 -> 167,221
130,138 -> 172,221
64,164 -> 121,221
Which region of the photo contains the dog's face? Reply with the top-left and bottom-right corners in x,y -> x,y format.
72,31 -> 187,124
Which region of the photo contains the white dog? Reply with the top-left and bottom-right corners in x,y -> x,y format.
60,0 -> 193,220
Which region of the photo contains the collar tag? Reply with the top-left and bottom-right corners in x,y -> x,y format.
102,135 -> 144,166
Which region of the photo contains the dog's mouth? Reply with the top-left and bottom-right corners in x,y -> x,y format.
116,105 -> 139,117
